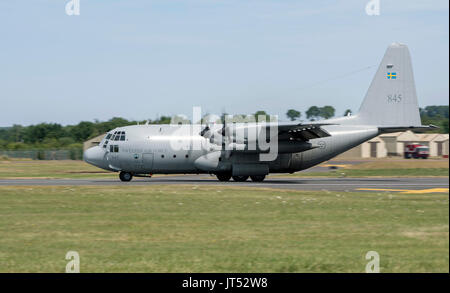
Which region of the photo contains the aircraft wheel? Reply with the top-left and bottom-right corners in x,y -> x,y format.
232,175 -> 249,182
119,172 -> 133,182
216,173 -> 232,182
250,175 -> 266,182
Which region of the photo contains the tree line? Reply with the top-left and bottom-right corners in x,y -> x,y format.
0,116 -> 172,151
419,105 -> 449,133
0,105 -> 447,152
285,106 -> 352,121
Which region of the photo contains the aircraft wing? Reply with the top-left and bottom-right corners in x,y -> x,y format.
275,122 -> 333,140
201,122 -> 334,144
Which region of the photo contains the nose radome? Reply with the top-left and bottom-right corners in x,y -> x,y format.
83,146 -> 105,166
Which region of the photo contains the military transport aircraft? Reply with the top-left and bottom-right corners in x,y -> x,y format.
84,43 -> 435,182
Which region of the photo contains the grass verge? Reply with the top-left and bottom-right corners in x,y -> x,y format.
0,185 -> 447,272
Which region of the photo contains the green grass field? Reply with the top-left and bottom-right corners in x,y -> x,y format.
0,185 -> 448,272
0,160 -> 115,179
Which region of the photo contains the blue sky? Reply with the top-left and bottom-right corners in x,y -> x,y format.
0,0 -> 448,126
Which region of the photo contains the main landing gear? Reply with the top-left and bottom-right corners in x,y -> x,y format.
249,175 -> 266,182
232,175 -> 249,182
216,173 -> 232,182
215,173 -> 266,182
119,171 -> 133,182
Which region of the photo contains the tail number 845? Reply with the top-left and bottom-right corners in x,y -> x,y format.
387,94 -> 402,103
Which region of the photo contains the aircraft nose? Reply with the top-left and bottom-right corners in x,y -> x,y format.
83,146 -> 105,167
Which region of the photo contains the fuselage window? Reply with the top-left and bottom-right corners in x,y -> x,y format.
105,133 -> 112,140
114,145 -> 119,153
114,135 -> 120,141
110,145 -> 114,152
120,131 -> 126,141
103,140 -> 109,148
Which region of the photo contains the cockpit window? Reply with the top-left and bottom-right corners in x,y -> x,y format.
105,131 -> 125,143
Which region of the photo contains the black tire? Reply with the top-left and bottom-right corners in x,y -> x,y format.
250,175 -> 266,182
119,172 -> 133,182
232,175 -> 249,182
216,173 -> 232,182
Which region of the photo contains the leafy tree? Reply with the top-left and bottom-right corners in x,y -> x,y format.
420,105 -> 449,118
286,109 -> 301,121
154,116 -> 171,124
306,106 -> 320,121
440,120 -> 449,133
254,110 -> 269,122
170,115 -> 191,125
419,105 -> 449,133
8,125 -> 25,142
319,106 -> 335,119
24,123 -> 64,144
6,142 -> 27,150
344,109 -> 352,116
224,114 -> 251,124
71,121 -> 95,141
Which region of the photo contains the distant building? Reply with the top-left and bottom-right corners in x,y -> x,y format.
338,136 -> 387,158
83,134 -> 105,151
338,131 -> 449,158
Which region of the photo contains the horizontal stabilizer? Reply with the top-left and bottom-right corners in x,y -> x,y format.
378,124 -> 439,133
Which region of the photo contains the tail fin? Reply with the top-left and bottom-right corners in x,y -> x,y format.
357,43 -> 422,126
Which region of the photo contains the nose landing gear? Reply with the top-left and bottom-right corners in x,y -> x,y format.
119,171 -> 133,182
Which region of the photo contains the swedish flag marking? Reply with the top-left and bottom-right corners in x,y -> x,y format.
387,72 -> 397,79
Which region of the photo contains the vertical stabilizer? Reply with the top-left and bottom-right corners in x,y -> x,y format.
357,43 -> 421,126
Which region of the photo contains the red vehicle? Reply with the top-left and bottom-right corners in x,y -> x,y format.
404,143 -> 429,159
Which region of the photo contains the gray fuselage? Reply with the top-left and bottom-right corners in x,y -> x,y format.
84,122 -> 379,175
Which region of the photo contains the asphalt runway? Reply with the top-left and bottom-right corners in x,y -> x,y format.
0,176 -> 448,192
